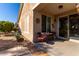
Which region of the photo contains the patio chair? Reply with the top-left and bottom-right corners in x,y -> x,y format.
36,32 -> 47,42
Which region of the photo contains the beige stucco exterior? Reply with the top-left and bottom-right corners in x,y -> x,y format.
18,3 -> 79,42
18,3 -> 37,42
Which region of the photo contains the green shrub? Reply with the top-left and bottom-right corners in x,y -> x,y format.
0,21 -> 14,32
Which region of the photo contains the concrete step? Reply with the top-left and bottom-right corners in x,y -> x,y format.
70,37 -> 79,43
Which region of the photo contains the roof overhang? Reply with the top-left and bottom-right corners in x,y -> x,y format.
34,3 -> 78,15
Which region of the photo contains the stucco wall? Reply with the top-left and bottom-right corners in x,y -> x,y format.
33,10 -> 55,40
34,11 -> 42,34
18,3 -> 36,42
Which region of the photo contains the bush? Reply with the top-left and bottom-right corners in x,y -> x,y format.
0,21 -> 14,32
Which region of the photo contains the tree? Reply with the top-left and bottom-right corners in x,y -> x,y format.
0,21 -> 14,32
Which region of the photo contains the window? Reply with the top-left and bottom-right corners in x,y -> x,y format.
24,15 -> 29,33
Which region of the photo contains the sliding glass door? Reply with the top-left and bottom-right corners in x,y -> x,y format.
59,16 -> 68,38
59,13 -> 79,39
42,15 -> 51,32
69,14 -> 79,37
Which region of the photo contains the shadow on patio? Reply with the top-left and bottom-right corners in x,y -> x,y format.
0,39 -> 32,56
0,39 -> 18,51
0,36 -> 65,56
0,39 -> 50,56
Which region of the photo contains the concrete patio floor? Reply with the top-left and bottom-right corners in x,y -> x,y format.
0,35 -> 79,56
35,41 -> 79,56
48,41 -> 79,56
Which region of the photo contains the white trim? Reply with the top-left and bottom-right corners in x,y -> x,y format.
70,39 -> 79,43
67,16 -> 69,38
57,17 -> 59,38
23,31 -> 30,34
32,3 -> 40,10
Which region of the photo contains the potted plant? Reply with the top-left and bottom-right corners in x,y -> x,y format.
15,30 -> 24,42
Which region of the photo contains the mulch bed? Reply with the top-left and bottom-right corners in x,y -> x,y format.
32,52 -> 48,56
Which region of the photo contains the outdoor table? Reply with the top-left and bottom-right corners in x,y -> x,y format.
41,32 -> 54,41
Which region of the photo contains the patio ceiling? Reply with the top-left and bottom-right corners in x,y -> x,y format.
34,3 -> 77,15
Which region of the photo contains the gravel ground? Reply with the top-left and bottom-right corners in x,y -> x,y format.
0,35 -> 48,56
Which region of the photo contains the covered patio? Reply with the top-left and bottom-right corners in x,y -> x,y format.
33,3 -> 79,42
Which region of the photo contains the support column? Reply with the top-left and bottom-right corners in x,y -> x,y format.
67,16 -> 70,40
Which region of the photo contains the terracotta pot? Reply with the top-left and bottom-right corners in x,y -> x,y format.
17,38 -> 24,42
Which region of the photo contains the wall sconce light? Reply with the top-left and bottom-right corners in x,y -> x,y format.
36,18 -> 40,24
58,5 -> 63,9
75,3 -> 79,13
